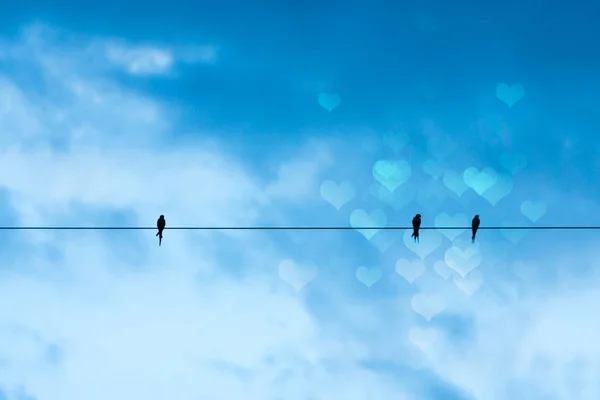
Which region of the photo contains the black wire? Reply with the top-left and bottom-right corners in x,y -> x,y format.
0,226 -> 597,230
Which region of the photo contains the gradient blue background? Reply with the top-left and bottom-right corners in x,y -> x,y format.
0,1 -> 599,399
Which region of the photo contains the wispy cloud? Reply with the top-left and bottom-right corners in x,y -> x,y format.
102,41 -> 218,75
0,24 -> 411,400
0,23 -> 218,79
104,43 -> 174,75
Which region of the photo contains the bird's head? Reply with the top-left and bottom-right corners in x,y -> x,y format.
416,214 -> 421,218
160,215 -> 164,219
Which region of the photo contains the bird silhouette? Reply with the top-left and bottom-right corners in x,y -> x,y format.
156,215 -> 166,246
472,215 -> 480,243
411,214 -> 422,243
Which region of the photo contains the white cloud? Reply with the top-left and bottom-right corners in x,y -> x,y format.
2,23 -> 216,78
0,24 -> 411,400
264,142 -> 334,201
418,262 -> 600,400
104,43 -> 174,75
101,41 -> 218,75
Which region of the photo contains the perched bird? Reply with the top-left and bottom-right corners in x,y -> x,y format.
156,215 -> 166,246
411,214 -> 422,243
471,215 -> 480,243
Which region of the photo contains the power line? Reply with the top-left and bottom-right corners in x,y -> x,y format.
0,226 -> 598,230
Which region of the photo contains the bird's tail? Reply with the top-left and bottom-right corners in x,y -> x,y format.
156,232 -> 159,236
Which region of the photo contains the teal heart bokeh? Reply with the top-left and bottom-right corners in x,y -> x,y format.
411,293 -> 446,322
463,167 -> 498,195
372,159 -> 412,192
452,237 -> 480,253
481,173 -> 513,206
500,153 -> 527,175
501,221 -> 528,244
373,159 -> 398,179
422,159 -> 447,180
443,170 -> 469,197
453,271 -> 483,296
369,230 -> 397,253
369,182 -> 416,212
408,327 -> 439,352
444,245 -> 482,278
402,228 -> 443,260
433,260 -> 455,280
496,83 -> 525,107
395,258 -> 426,284
350,209 -> 387,240
320,180 -> 356,210
278,259 -> 319,292
355,266 -> 383,288
521,201 -> 547,223
434,212 -> 468,241
318,92 -> 341,112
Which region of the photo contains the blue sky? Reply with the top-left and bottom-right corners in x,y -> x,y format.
0,1 -> 599,399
